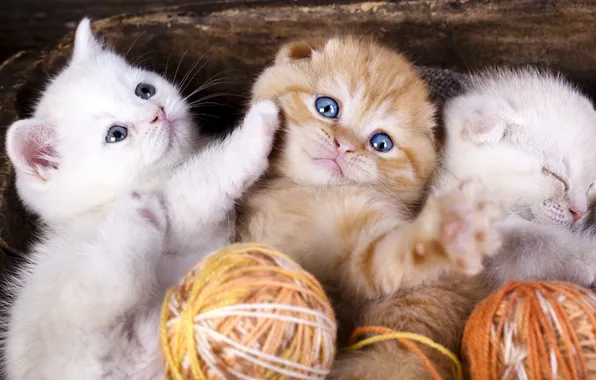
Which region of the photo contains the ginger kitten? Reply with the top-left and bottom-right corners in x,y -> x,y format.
236,37 -> 502,379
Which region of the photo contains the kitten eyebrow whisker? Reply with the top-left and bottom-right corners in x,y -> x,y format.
186,92 -> 240,108
178,48 -> 220,94
130,50 -> 159,68
181,75 -> 237,103
123,30 -> 147,61
173,43 -> 197,85
163,50 -> 174,78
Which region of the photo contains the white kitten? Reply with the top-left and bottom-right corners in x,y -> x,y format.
3,18 -> 279,380
438,68 -> 596,290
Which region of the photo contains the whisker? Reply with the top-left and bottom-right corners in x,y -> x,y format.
178,49 -> 212,94
186,92 -> 241,107
174,43 -> 197,84
123,30 -> 147,61
163,50 -> 174,78
182,76 -> 237,103
130,51 -> 158,67
180,47 -> 225,94
189,101 -> 233,109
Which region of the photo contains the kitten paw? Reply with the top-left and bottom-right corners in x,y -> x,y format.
114,190 -> 168,235
242,100 -> 280,158
232,100 -> 280,192
423,180 -> 503,275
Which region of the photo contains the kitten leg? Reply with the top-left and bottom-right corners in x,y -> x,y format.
329,274 -> 487,380
371,180 -> 503,296
164,100 -> 278,228
483,215 -> 596,291
239,180 -> 502,301
159,100 -> 278,285
5,191 -> 166,380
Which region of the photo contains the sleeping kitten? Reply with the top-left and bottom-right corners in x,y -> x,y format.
236,36 -> 502,379
437,68 -> 596,290
3,19 -> 278,380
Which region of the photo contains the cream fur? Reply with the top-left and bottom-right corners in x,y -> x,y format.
438,68 -> 596,290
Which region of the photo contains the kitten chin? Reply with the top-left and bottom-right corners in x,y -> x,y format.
237,36 -> 502,379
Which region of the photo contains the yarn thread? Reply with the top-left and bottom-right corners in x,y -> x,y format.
160,243 -> 337,380
462,280 -> 596,380
347,326 -> 463,380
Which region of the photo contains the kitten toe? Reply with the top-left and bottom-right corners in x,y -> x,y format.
117,191 -> 168,234
251,100 -> 280,136
245,99 -> 280,139
232,100 -> 280,191
437,180 -> 504,274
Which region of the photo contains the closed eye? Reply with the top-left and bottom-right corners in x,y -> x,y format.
542,167 -> 569,191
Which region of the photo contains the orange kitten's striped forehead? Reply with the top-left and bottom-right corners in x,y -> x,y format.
252,36 -> 437,201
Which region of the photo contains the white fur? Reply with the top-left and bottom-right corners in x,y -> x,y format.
3,18 -> 279,380
438,68 -> 596,290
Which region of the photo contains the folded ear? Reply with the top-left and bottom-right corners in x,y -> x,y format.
445,94 -> 517,145
71,17 -> 104,63
274,38 -> 328,65
6,119 -> 59,182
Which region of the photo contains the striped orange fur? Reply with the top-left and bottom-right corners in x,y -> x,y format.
236,36 -> 501,379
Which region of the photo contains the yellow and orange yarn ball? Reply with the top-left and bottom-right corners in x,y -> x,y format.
159,243 -> 337,380
462,281 -> 596,380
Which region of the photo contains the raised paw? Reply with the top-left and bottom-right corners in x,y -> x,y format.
421,180 -> 503,275
242,99 -> 280,157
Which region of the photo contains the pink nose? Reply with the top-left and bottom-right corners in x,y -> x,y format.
569,206 -> 586,222
151,107 -> 166,123
334,136 -> 355,155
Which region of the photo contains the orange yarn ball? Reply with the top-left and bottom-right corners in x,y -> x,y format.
160,243 -> 337,380
462,281 -> 596,380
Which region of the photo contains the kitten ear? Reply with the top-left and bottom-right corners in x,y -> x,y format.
446,95 -> 515,145
6,119 -> 59,182
72,17 -> 104,63
274,38 -> 328,65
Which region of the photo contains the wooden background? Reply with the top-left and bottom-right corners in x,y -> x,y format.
0,0 -> 355,62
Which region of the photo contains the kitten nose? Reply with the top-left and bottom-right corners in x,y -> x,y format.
151,107 -> 166,124
569,205 -> 586,222
334,136 -> 355,155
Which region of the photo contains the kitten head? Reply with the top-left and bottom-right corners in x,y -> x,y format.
442,68 -> 596,228
5,18 -> 196,222
252,36 -> 437,203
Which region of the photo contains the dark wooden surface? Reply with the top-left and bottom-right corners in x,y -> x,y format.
0,0 -> 361,62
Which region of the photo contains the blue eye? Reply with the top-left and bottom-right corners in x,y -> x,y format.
106,125 -> 128,143
135,83 -> 156,100
369,132 -> 394,152
315,97 -> 339,118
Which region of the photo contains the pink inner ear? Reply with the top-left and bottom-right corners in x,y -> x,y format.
12,123 -> 59,178
25,144 -> 59,171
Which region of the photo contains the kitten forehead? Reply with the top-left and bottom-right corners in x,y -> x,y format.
443,68 -> 596,225
467,69 -> 596,129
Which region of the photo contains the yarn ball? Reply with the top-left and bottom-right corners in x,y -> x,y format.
160,243 -> 337,380
462,280 -> 596,380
